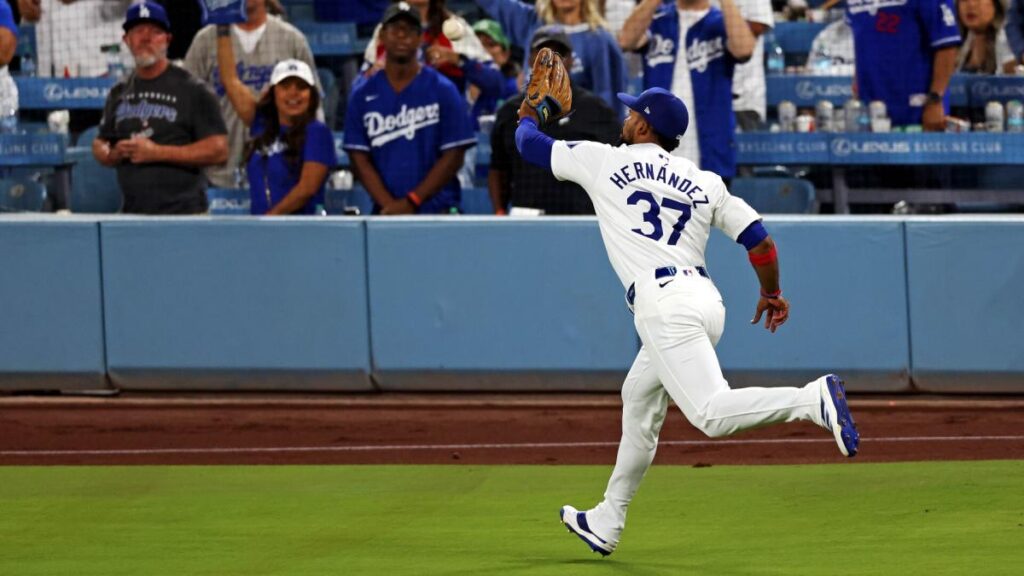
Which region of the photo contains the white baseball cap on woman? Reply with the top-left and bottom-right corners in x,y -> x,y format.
270,59 -> 315,87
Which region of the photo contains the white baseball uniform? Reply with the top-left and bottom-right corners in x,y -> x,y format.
549,139 -> 827,543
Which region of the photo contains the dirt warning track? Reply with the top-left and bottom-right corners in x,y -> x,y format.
1,394 -> 1021,466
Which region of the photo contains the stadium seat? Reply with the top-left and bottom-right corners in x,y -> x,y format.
75,125 -> 100,147
460,187 -> 494,215
318,67 -> 339,129
730,177 -> 817,214
0,176 -> 47,212
67,149 -> 121,213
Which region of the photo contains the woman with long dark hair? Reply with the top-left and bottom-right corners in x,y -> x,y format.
217,26 -> 337,215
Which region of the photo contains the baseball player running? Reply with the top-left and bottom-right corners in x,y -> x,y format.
514,50 -> 860,557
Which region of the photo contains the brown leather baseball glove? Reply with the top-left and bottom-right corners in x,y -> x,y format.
519,47 -> 573,124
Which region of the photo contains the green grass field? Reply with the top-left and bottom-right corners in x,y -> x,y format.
1,461 -> 1021,575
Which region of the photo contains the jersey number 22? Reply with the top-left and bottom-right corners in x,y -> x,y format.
628,189 -> 692,245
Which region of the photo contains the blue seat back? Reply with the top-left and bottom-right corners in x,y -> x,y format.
68,151 -> 122,213
731,177 -> 817,214
0,176 -> 47,212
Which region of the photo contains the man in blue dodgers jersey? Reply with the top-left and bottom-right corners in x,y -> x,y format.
343,2 -> 475,214
846,0 -> 960,129
514,87 -> 860,556
619,0 -> 754,180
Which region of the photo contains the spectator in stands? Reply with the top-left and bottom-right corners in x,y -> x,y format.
716,0 -> 773,131
471,19 -> 521,118
344,2 -> 475,215
18,0 -> 131,77
92,2 -> 227,215
846,0 -> 960,130
184,0 -> 321,189
956,0 -> 1016,73
361,0 -> 504,99
489,26 -> 619,214
619,0 -> 754,180
0,1 -> 15,68
217,43 -> 337,215
1006,0 -> 1024,64
475,0 -> 627,116
807,17 -> 855,76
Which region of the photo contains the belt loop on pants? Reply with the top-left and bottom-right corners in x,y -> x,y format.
625,265 -> 709,311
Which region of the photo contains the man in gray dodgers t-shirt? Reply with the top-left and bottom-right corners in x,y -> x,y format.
184,0 -> 321,189
93,2 -> 228,214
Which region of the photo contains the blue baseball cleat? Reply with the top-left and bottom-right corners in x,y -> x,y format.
560,505 -> 617,556
819,374 -> 860,457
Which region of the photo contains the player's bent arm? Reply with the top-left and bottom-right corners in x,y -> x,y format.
619,0 -> 660,51
488,168 -> 510,215
410,147 -> 467,205
216,29 -> 257,127
348,151 -> 397,207
158,135 -> 229,167
267,161 -> 331,215
514,117 -> 554,170
740,223 -> 789,332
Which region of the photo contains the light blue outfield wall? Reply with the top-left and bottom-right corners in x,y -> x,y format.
708,217 -> 911,391
2,215 -> 1022,393
365,218 -> 637,390
100,218 -> 372,391
906,218 -> 1024,392
0,217 -> 107,390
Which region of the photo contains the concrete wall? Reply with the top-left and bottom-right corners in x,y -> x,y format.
1,215 -> 1021,393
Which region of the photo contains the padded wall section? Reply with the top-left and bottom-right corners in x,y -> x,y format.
906,218 -> 1024,392
0,217 -> 107,390
366,218 -> 636,390
101,219 -> 372,390
708,218 -> 911,392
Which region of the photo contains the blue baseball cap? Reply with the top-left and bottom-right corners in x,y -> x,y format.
124,1 -> 171,33
617,88 -> 689,140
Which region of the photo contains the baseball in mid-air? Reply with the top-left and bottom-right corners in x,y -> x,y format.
442,18 -> 464,41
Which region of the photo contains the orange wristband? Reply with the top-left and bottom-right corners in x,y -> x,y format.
406,191 -> 423,208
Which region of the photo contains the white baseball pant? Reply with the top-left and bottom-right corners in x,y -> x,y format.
590,268 -> 824,537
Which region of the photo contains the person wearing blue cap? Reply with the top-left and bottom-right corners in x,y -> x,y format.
92,1 -> 229,214
514,86 -> 860,556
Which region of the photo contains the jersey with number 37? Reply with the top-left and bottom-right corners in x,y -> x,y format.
552,140 -> 761,289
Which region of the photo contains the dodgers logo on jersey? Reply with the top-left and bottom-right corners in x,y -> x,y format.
645,34 -> 675,67
686,37 -> 724,73
364,103 -> 441,147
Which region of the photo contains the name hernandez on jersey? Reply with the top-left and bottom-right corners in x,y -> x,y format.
550,139 -> 760,288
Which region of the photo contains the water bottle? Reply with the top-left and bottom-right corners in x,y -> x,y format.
766,33 -> 785,76
1006,100 -> 1024,132
21,50 -> 36,77
0,74 -> 19,134
103,44 -> 126,81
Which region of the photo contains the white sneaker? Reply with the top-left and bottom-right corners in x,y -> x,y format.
559,505 -> 617,556
818,374 -> 860,457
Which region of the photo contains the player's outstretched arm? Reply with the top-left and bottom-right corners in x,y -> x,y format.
742,229 -> 789,333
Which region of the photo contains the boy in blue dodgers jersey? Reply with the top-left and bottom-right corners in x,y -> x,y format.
514,86 -> 860,556
846,0 -> 960,129
344,2 -> 475,214
619,0 -> 754,179
474,0 -> 627,117
93,2 -> 228,214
